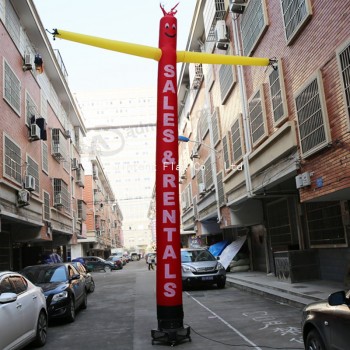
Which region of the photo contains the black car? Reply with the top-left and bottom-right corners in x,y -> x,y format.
302,290 -> 350,349
73,256 -> 116,272
71,261 -> 95,293
21,263 -> 87,323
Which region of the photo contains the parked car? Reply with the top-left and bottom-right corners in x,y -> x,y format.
73,256 -> 117,272
180,248 -> 226,289
21,263 -> 87,323
130,252 -> 141,261
71,261 -> 95,293
302,290 -> 350,349
106,256 -> 123,269
0,271 -> 48,349
111,253 -> 127,265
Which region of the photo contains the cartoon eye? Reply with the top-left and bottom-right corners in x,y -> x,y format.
172,24 -> 176,30
165,23 -> 170,29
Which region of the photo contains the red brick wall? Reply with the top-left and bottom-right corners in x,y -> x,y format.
232,0 -> 350,202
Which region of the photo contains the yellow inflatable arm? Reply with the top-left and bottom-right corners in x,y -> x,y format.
176,51 -> 270,66
53,29 -> 162,61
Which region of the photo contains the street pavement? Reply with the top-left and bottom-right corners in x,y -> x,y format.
26,260 -> 306,350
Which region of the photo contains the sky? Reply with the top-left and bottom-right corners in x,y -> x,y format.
34,0 -> 197,92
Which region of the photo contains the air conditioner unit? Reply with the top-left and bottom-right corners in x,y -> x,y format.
54,193 -> 63,208
199,183 -> 206,195
71,158 -> 79,170
215,20 -> 229,50
230,0 -> 247,14
30,124 -> 41,140
24,175 -> 35,191
18,189 -> 30,206
23,53 -> 33,71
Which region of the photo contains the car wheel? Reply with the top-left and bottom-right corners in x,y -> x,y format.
89,279 -> 95,293
217,280 -> 226,289
81,291 -> 88,309
104,265 -> 112,273
66,297 -> 76,323
33,310 -> 48,347
305,329 -> 326,350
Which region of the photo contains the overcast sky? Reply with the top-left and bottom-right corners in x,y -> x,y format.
34,0 -> 196,92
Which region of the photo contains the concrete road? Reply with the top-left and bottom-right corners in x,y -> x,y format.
25,260 -> 305,350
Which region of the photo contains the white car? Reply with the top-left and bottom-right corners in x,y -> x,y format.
0,271 -> 48,350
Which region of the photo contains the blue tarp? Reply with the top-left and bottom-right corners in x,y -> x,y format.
209,240 -> 229,257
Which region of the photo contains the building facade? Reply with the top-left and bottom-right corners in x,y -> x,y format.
0,0 -> 122,269
177,0 -> 350,283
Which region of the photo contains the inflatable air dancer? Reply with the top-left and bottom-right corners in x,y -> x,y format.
51,3 -> 275,346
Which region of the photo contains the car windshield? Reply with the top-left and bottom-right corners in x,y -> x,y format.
23,266 -> 67,283
181,250 -> 216,263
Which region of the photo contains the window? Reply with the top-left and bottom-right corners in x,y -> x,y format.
199,109 -> 209,140
306,202 -> 347,247
204,157 -> 213,191
205,64 -> 215,92
337,40 -> 350,124
27,156 -> 39,193
43,191 -> 50,221
4,135 -> 22,184
269,62 -> 288,126
217,172 -> 225,207
248,86 -> 268,146
241,0 -> 268,56
203,0 -> 226,43
295,71 -> 331,158
219,51 -> 236,103
25,91 -> 37,126
42,142 -> 49,174
53,178 -> 70,212
230,115 -> 244,163
211,108 -> 220,146
3,59 -> 21,115
222,134 -> 232,172
281,0 -> 312,44
5,0 -> 20,47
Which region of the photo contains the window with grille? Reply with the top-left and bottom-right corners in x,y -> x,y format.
43,191 -> 50,221
203,0 -> 226,43
211,108 -> 220,146
5,0 -> 20,47
267,199 -> 292,247
27,156 -> 39,193
248,87 -> 268,146
25,92 -> 37,126
217,172 -> 225,207
197,168 -> 205,189
187,183 -> 193,207
219,51 -> 236,104
295,72 -> 330,158
3,59 -> 21,115
42,142 -> 48,174
199,109 -> 209,140
281,0 -> 312,44
193,197 -> 198,219
4,135 -> 21,184
337,41 -> 350,123
205,64 -> 215,92
222,134 -> 232,172
231,115 -> 243,163
204,157 -> 213,190
78,199 -> 87,221
51,129 -> 68,162
269,62 -> 288,125
306,202 -> 347,247
53,178 -> 70,212
241,0 -> 268,56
